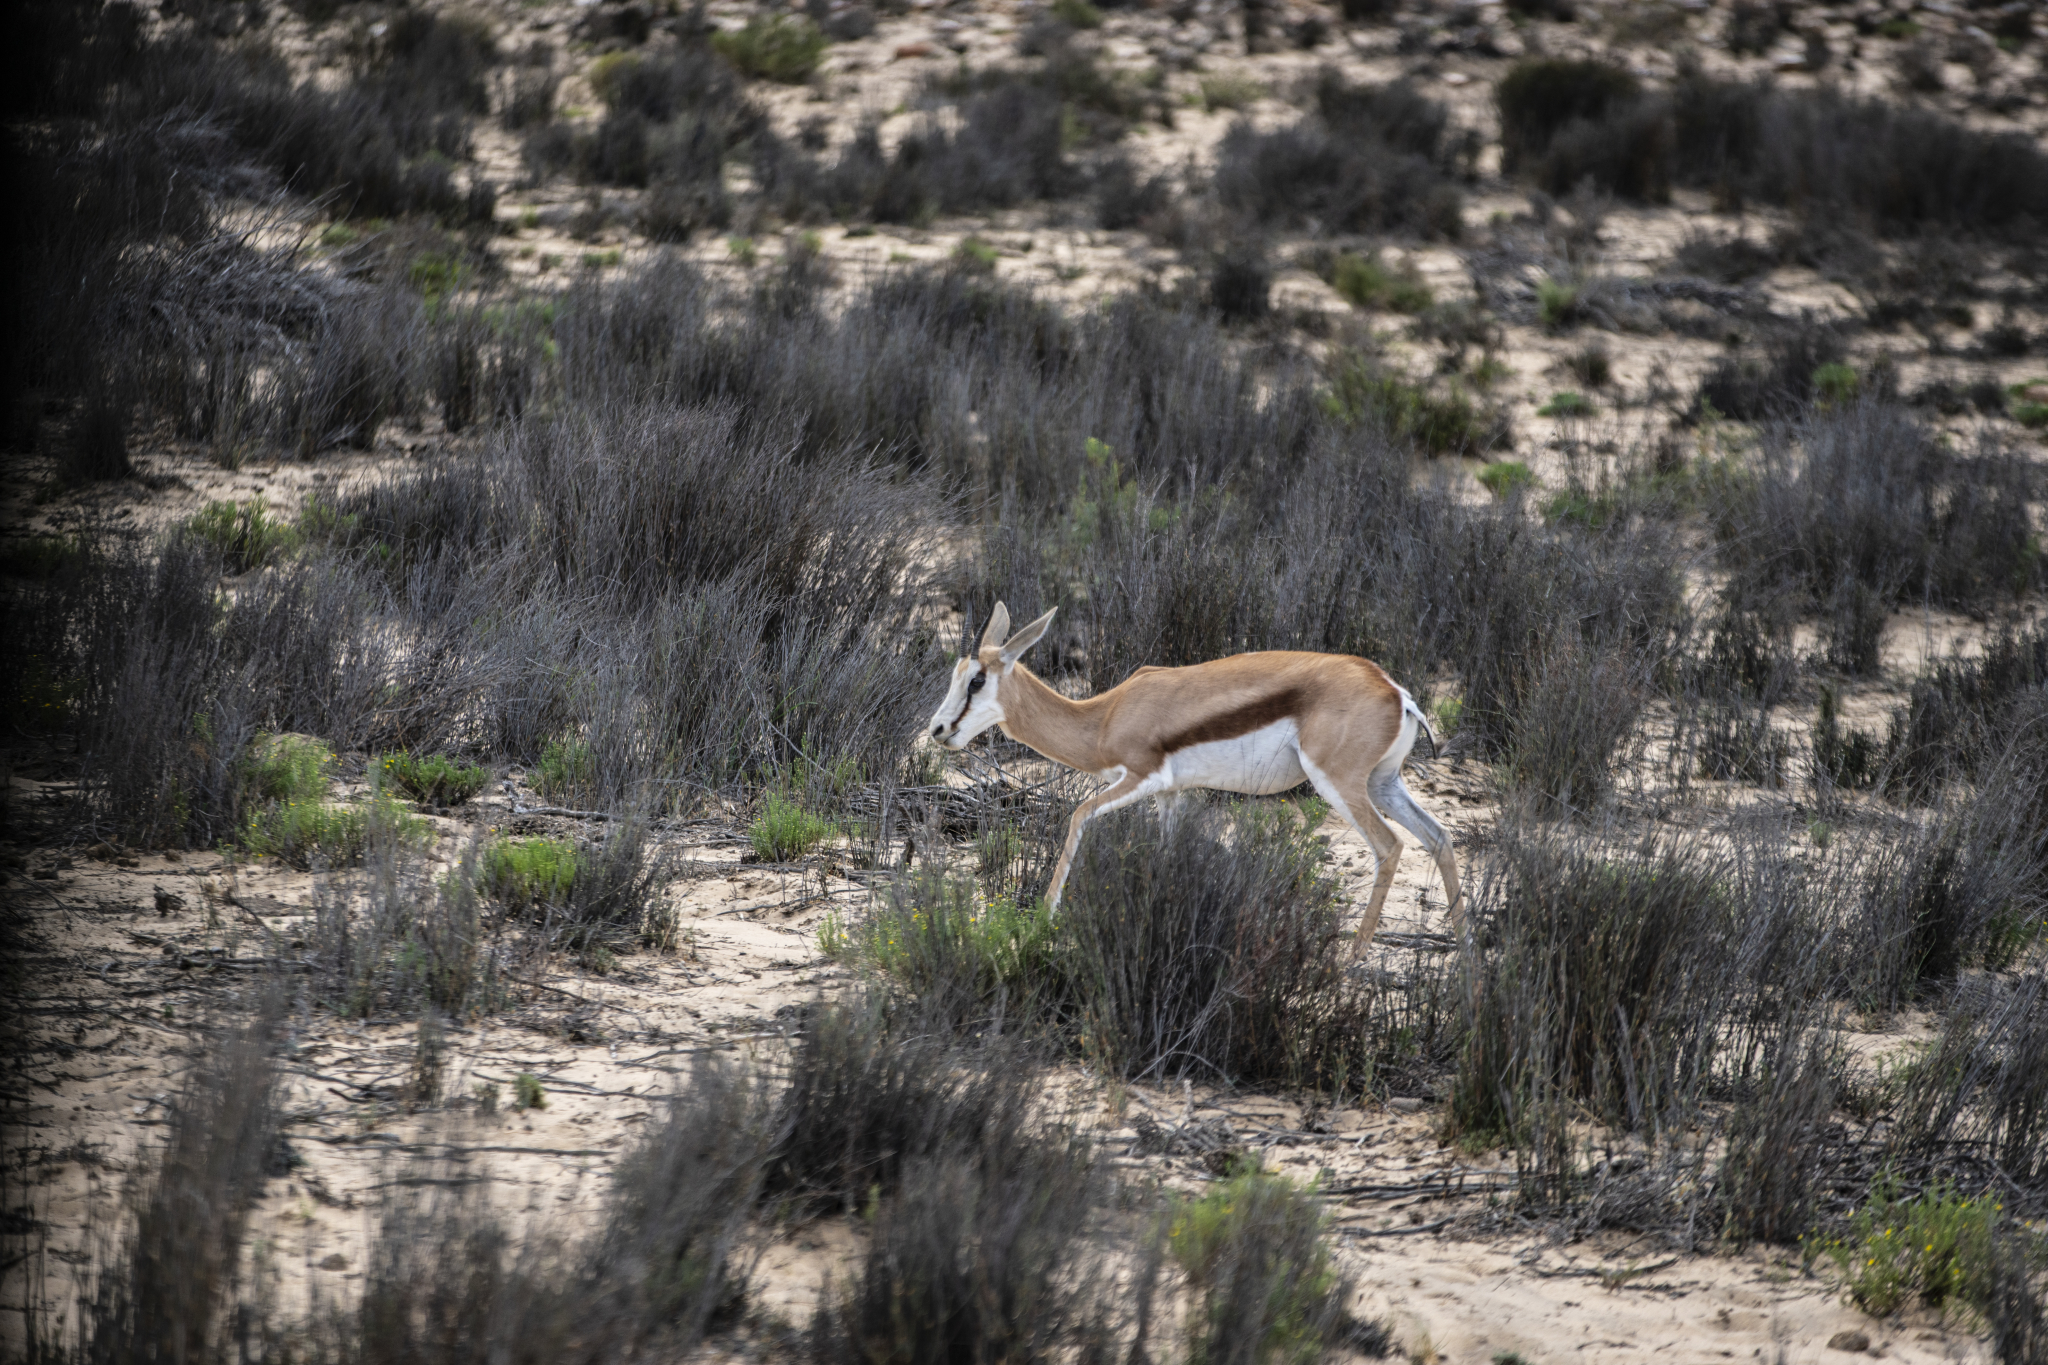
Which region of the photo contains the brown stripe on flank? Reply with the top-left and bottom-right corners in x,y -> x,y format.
1158,689 -> 1303,755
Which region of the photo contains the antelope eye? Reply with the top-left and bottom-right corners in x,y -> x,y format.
967,674 -> 985,693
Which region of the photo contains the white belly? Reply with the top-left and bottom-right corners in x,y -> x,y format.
1163,718 -> 1306,795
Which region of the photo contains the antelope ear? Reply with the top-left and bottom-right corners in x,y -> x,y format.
999,607 -> 1056,665
980,601 -> 1011,650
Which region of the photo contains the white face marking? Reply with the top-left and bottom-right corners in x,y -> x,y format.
928,656 -> 1006,750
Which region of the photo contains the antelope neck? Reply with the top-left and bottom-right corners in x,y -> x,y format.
997,665 -> 1114,773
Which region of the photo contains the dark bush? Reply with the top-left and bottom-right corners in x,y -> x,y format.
67,1009 -> 279,1361
812,1133 -> 1112,1364
757,54 -> 1152,224
1505,63 -> 2048,236
1451,828 -> 1743,1146
1714,401 -> 2039,629
1214,76 -> 1465,237
576,1056 -> 779,1348
1095,154 -> 1174,230
1209,237 -> 1272,322
1693,317 -> 1847,421
1051,803 -> 1377,1086
1845,791 -> 2043,1006
313,1054 -> 776,1360
1899,973 -> 2048,1197
1168,1164 -> 1356,1363
64,389 -> 132,483
66,544 -> 419,847
528,45 -> 763,193
324,397 -> 937,802
1501,636 -> 1648,815
764,994 -> 1040,1215
1885,619 -> 2048,797
1496,59 -> 1643,179
501,49 -> 559,130
1716,1030 -> 1838,1244
1669,227 -> 1778,283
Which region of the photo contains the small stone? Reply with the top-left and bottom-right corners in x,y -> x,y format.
1827,1331 -> 1871,1353
319,1253 -> 349,1271
1387,1096 -> 1426,1114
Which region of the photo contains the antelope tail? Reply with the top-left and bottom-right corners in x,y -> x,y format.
1404,695 -> 1439,760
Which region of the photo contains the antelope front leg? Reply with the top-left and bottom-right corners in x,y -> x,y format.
1043,772 -> 1148,915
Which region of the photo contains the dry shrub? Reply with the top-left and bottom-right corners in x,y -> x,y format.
812,1133 -> 1110,1364
1716,1030 -> 1839,1244
765,994 -> 1041,1216
1214,74 -> 1466,237
62,1009 -> 280,1361
1055,802 -> 1373,1086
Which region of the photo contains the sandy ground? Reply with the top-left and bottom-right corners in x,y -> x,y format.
0,742 -> 2002,1361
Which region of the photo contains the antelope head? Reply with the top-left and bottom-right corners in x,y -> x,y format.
928,601 -> 1056,750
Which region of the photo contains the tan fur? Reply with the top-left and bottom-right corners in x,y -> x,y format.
946,629 -> 1463,950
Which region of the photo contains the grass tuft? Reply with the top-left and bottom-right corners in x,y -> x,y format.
379,751 -> 489,805
183,500 -> 302,574
713,14 -> 827,83
1169,1162 -> 1351,1364
479,836 -> 580,911
1817,1178 -> 2002,1319
749,791 -> 836,862
1329,251 -> 1434,314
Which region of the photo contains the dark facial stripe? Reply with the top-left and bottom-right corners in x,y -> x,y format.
1158,689 -> 1303,755
950,670 -> 981,730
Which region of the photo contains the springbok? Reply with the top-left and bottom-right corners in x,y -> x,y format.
927,602 -> 1464,952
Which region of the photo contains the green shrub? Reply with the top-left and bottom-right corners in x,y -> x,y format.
2012,400 -> 2048,430
1329,252 -> 1433,314
241,792 -> 429,869
479,837 -> 580,911
513,1072 -> 547,1110
825,872 -> 1060,1016
1477,460 -> 1535,498
1541,486 -> 1621,530
1536,277 -> 1581,329
1816,1178 -> 2001,1319
1168,1164 -> 1349,1364
749,791 -> 836,862
6,655 -> 80,734
1052,0 -> 1104,26
727,235 -> 757,266
406,250 -> 466,303
1198,75 -> 1266,112
1326,358 -> 1497,457
1537,391 -> 1594,418
184,500 -> 302,574
537,734 -> 595,802
296,497 -> 360,543
952,236 -> 1000,274
712,14 -> 827,83
0,533 -> 84,579
1812,362 -> 1859,407
240,734 -> 333,805
379,751 -> 490,806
